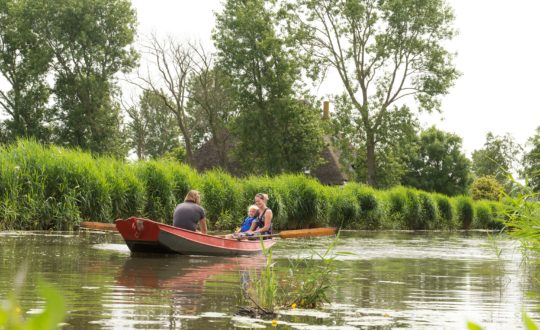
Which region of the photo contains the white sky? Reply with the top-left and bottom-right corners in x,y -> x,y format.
131,0 -> 540,156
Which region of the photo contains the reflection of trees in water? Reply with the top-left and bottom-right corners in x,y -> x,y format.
331,257 -> 535,314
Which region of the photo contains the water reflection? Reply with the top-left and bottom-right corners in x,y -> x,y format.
0,231 -> 539,329
105,255 -> 266,328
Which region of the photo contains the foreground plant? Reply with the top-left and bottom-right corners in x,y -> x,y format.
242,235 -> 343,314
501,176 -> 540,254
283,237 -> 342,308
467,312 -> 538,330
0,267 -> 66,330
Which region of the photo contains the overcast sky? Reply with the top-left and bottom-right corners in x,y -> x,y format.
134,0 -> 540,155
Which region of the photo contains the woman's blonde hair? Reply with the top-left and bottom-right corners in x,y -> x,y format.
255,193 -> 269,202
184,190 -> 201,204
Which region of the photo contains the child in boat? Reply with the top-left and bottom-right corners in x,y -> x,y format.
231,205 -> 258,238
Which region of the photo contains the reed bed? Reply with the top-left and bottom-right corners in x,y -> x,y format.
0,140 -> 506,230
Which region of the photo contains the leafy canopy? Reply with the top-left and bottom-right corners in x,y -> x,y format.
285,0 -> 459,185
213,0 -> 323,175
402,126 -> 471,196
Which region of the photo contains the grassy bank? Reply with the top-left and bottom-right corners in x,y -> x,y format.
0,140 -> 505,230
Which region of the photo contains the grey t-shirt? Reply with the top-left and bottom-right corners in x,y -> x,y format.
172,201 -> 205,231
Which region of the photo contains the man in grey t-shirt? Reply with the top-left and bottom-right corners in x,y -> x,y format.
173,190 -> 207,234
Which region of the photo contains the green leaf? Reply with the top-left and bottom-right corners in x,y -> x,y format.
26,282 -> 66,330
524,312 -> 539,330
466,321 -> 484,330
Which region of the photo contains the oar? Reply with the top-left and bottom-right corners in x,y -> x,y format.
248,227 -> 337,239
79,221 -> 117,231
271,227 -> 336,239
79,221 -> 337,239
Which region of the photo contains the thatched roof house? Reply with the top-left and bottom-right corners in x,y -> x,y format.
191,103 -> 347,185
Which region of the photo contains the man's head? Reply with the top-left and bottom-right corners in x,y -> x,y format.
184,190 -> 201,204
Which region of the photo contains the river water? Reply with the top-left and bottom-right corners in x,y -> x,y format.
0,230 -> 538,329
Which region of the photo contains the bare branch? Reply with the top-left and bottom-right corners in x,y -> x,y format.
0,90 -> 14,116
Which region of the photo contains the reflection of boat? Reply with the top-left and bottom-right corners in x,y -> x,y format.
116,217 -> 276,256
116,255 -> 265,290
115,255 -> 266,317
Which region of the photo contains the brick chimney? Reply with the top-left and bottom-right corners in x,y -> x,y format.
322,100 -> 330,120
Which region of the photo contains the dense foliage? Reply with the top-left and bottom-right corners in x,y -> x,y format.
213,0 -> 323,175
470,176 -> 504,201
471,132 -> 520,189
0,141 -> 505,231
286,0 -> 459,186
522,126 -> 540,192
0,0 -> 137,156
402,127 -> 471,196
125,90 -> 181,159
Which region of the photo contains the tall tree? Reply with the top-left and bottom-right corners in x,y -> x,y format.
329,94 -> 420,187
213,0 -> 323,175
125,90 -> 181,160
0,0 -> 52,141
522,126 -> 540,192
133,36 -> 202,163
45,0 -> 137,156
186,64 -> 235,167
403,126 -> 471,196
471,132 -> 521,184
287,0 -> 459,186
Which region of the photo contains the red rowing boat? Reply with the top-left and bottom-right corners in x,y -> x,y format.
115,217 -> 275,256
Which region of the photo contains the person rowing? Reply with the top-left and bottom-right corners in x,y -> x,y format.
172,190 -> 207,234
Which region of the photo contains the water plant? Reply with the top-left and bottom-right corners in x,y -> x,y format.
500,177 -> 540,253
283,237 -> 341,308
243,235 -> 342,313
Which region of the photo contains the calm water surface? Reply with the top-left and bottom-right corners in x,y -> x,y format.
0,230 -> 538,329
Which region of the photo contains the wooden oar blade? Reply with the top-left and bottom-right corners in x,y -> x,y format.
278,227 -> 336,239
79,221 -> 118,232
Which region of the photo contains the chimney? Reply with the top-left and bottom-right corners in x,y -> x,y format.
322,101 -> 330,120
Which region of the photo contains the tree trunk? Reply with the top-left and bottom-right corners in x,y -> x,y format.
366,129 -> 376,187
176,116 -> 193,164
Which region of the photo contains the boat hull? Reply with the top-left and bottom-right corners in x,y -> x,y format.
116,217 -> 275,256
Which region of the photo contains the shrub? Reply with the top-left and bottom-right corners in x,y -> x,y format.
275,174 -> 329,229
474,201 -> 504,229
418,192 -> 437,230
0,157 -> 20,230
454,195 -> 474,229
168,162 -> 200,203
474,201 -> 492,229
200,170 -> 242,229
328,188 -> 359,228
471,176 -> 504,201
384,186 -> 408,229
488,202 -> 505,229
98,158 -> 145,219
433,194 -> 455,229
137,161 -> 174,222
343,183 -> 380,229
403,189 -> 421,230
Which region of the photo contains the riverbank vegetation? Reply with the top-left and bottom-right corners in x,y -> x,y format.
1,0 -> 539,199
0,140 -> 507,231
